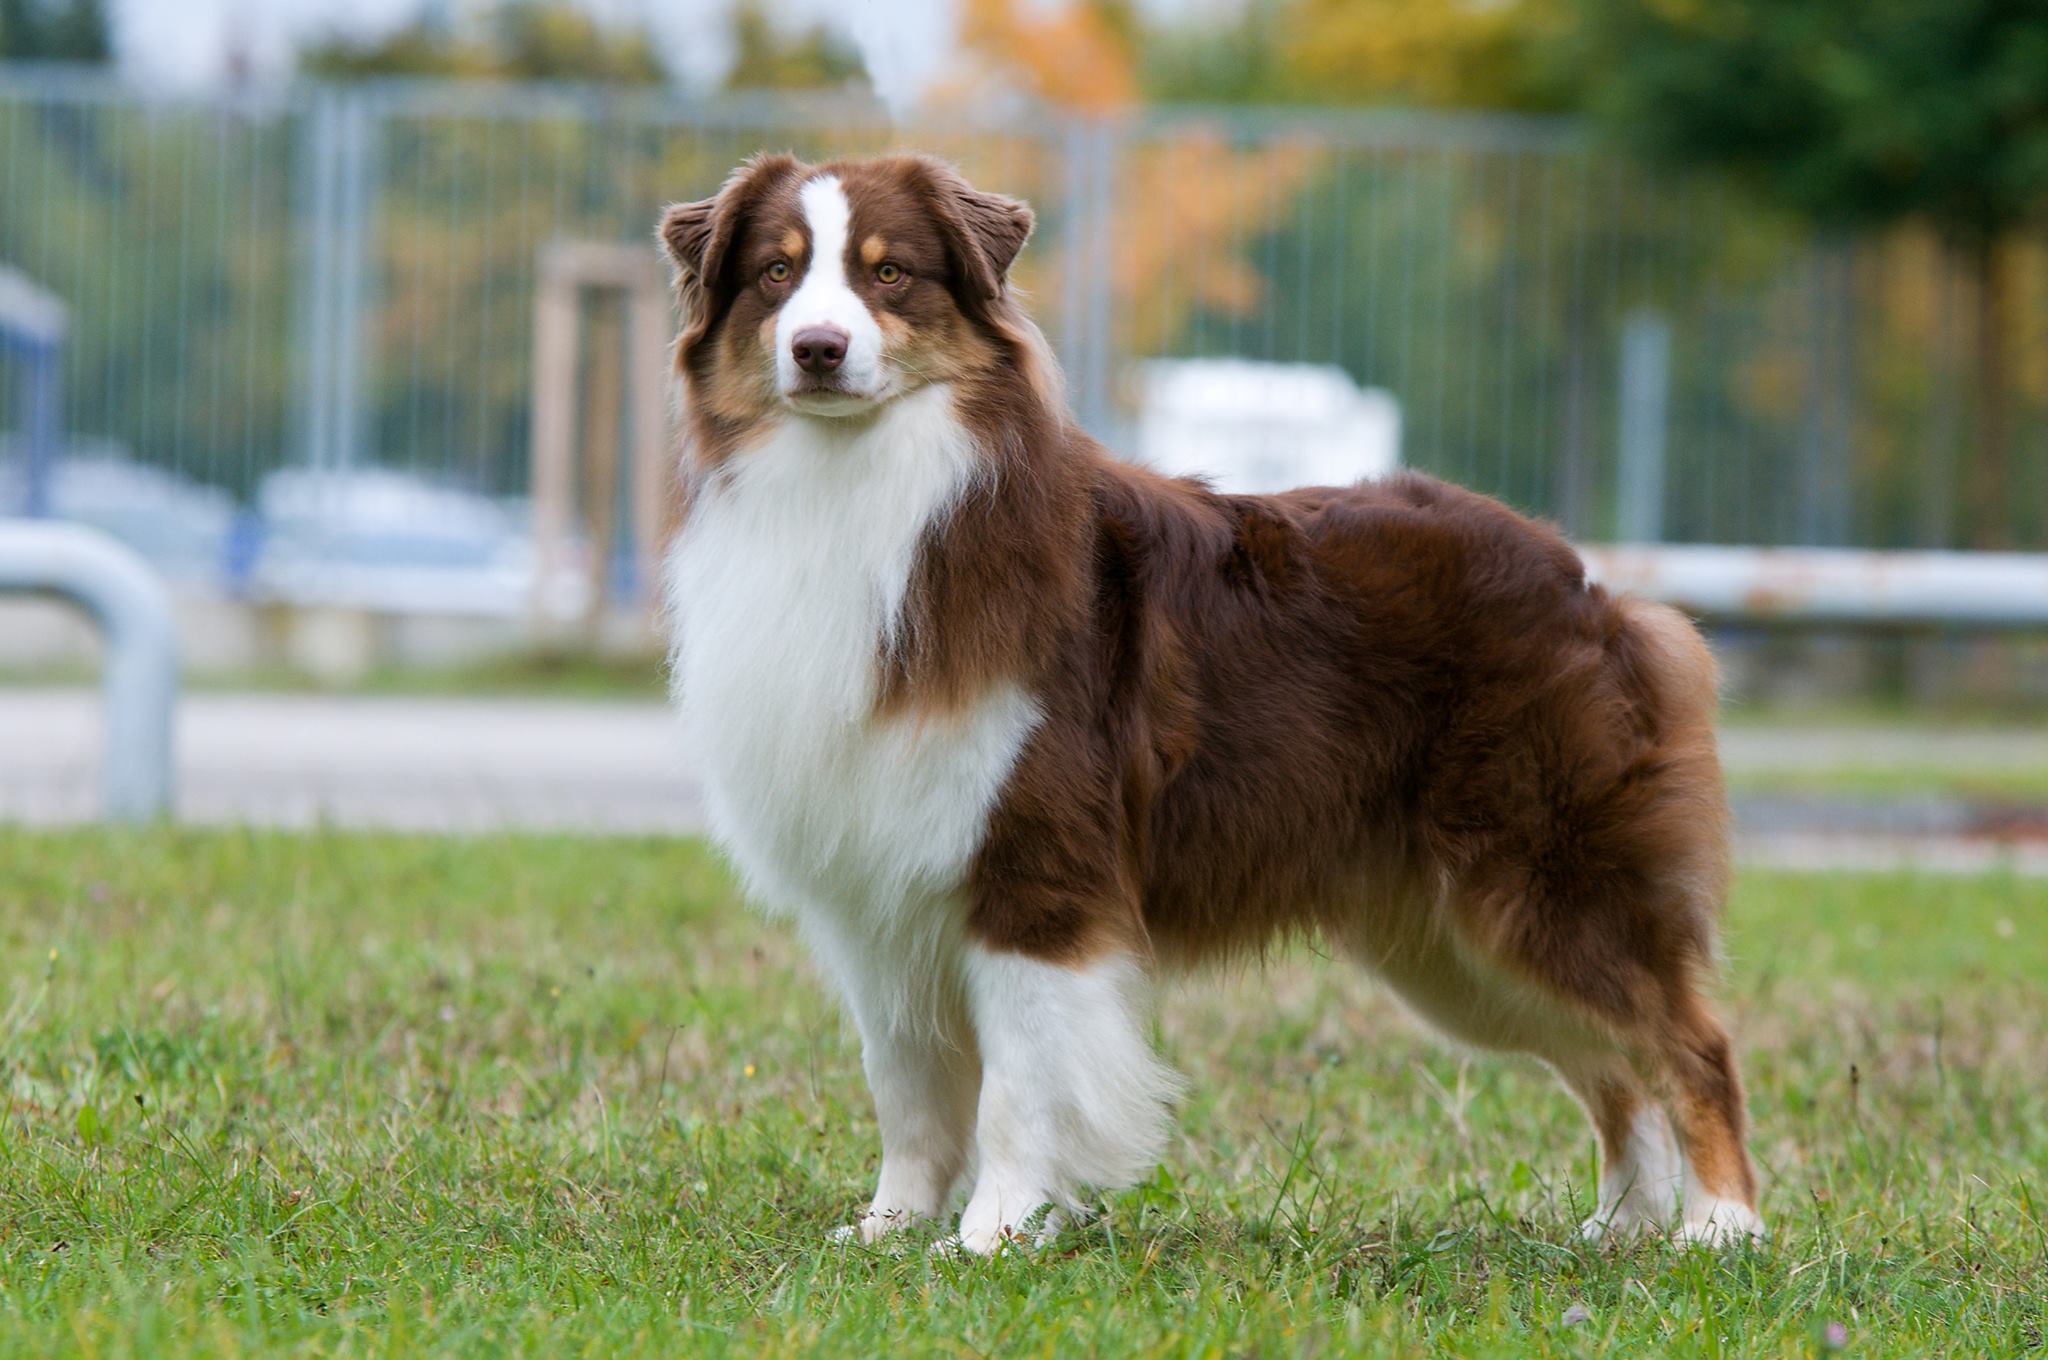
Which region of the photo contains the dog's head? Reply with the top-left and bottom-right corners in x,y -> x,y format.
660,154 -> 1034,427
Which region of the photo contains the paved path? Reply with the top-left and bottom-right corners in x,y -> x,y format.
0,689 -> 700,835
4,689 -> 2045,873
1718,724 -> 2048,776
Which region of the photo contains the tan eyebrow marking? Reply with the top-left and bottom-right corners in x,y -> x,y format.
861,234 -> 888,266
781,228 -> 804,258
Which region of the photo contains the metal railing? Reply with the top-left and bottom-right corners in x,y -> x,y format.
0,519 -> 177,819
2,68 -> 2043,586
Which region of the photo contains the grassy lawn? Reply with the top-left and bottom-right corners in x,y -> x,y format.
1,830 -> 2042,1356
1725,764 -> 2048,803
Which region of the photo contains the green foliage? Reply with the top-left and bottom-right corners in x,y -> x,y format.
1566,0 -> 2048,242
721,0 -> 869,94
0,100 -> 299,498
297,23 -> 493,82
0,827 -> 2043,1354
1134,0 -> 1574,112
300,2 -> 668,85
1136,4 -> 1295,105
491,2 -> 667,85
0,0 -> 109,62
1562,0 -> 2048,549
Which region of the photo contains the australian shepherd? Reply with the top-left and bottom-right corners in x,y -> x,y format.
658,153 -> 1764,1254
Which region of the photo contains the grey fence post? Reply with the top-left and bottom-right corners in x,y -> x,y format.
1060,118 -> 1118,444
0,265 -> 68,517
0,522 -> 178,820
332,89 -> 374,476
1616,310 -> 1671,543
295,88 -> 375,478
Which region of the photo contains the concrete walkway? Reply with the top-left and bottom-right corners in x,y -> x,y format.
4,689 -> 2044,873
0,689 -> 700,835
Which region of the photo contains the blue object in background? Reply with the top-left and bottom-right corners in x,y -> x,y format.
0,265 -> 69,518
223,508 -> 267,597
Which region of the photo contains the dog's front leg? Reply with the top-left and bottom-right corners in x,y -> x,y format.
954,944 -> 1180,1255
846,1009 -> 979,1243
809,914 -> 980,1244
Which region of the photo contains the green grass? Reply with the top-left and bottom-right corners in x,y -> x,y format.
1,829 -> 2043,1357
1727,763 -> 2048,802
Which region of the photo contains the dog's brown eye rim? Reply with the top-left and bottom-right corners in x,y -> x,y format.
876,262 -> 904,285
764,260 -> 791,284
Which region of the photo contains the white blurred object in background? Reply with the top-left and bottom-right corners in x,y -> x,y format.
0,441 -> 233,584
1133,359 -> 1401,495
253,468 -> 587,618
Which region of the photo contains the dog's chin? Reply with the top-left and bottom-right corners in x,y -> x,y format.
784,385 -> 882,419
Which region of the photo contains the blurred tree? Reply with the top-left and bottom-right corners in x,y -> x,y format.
302,2 -> 666,84
1136,4 -> 1293,105
0,105 -> 301,498
299,23 -> 498,80
492,2 -> 665,83
939,0 -> 1319,355
947,0 -> 1139,112
1275,0 -> 1572,112
721,0 -> 868,94
1568,0 -> 2048,547
0,0 -> 110,61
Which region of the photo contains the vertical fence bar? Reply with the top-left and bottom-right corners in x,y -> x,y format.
1080,118 -> 1119,445
332,89 -> 373,476
1057,115 -> 1094,430
1617,310 -> 1671,542
296,90 -> 339,475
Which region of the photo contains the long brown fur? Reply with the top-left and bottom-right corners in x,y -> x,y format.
661,152 -> 1761,1237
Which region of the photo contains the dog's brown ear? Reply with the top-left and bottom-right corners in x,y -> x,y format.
915,157 -> 1034,302
658,153 -> 803,305
659,198 -> 719,282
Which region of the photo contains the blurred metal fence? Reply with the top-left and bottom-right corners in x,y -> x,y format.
1,68 -> 2043,603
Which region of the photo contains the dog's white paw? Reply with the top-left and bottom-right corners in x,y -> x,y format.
828,1207 -> 922,1247
1579,1197 -> 1670,1244
1674,1201 -> 1767,1248
946,1203 -> 1069,1257
948,1224 -> 1016,1258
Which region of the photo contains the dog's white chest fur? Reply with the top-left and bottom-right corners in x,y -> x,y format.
667,384 -> 1040,921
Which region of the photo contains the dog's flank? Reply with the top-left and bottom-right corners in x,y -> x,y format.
659,154 -> 1764,1252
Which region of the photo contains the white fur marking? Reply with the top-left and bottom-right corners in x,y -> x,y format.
1580,1104 -> 1684,1242
954,948 -> 1181,1255
1677,1157 -> 1768,1246
669,383 -> 1035,978
809,907 -> 980,1242
668,381 -> 1044,1239
778,175 -> 887,402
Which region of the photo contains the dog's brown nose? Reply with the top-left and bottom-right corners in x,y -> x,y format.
791,325 -> 849,375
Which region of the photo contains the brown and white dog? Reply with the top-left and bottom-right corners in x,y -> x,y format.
658,153 -> 1764,1254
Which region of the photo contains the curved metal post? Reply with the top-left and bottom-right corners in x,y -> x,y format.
0,521 -> 178,820
1583,544 -> 2048,628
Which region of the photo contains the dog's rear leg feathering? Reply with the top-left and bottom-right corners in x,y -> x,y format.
1388,595 -> 1762,1245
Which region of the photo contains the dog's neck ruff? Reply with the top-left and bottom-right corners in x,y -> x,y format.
667,383 -> 1039,931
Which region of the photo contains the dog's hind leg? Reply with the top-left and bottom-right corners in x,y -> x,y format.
1471,909 -> 1765,1246
1549,1052 -> 1683,1240
1344,920 -> 1703,1242
1648,994 -> 1764,1244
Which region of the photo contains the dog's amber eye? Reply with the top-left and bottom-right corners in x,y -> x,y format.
876,263 -> 903,285
764,260 -> 791,284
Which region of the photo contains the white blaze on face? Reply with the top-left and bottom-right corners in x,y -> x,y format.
777,175 -> 887,407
